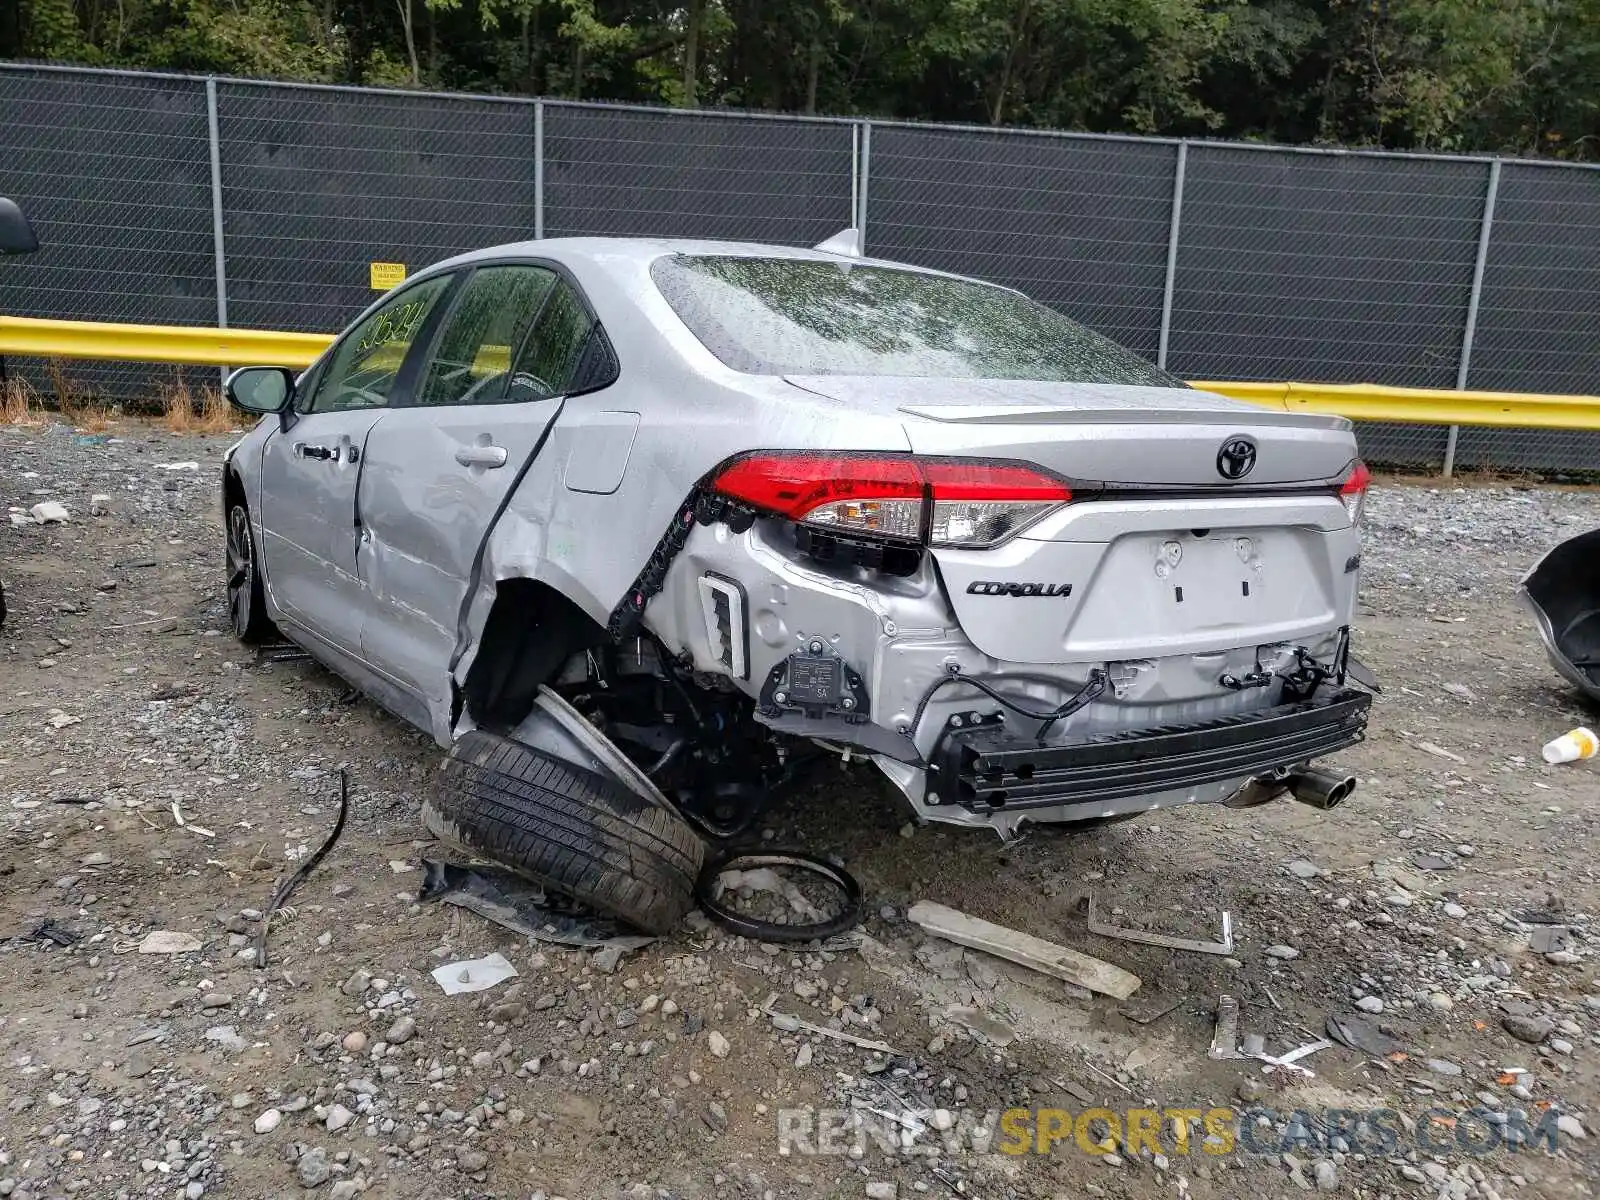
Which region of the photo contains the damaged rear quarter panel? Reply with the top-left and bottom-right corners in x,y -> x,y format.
449,249 -> 915,710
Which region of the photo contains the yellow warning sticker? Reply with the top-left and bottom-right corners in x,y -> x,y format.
369,261 -> 407,291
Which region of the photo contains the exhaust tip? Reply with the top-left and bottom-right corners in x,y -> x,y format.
1286,768 -> 1358,811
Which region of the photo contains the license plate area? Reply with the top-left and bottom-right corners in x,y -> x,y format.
1148,531 -> 1268,628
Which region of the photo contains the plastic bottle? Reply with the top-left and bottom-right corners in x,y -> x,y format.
1542,727 -> 1599,764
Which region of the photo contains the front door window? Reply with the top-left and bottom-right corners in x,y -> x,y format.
308,276 -> 452,413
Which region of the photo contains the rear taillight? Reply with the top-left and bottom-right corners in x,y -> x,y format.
709,453 -> 1072,549
1338,460 -> 1370,525
922,461 -> 1072,547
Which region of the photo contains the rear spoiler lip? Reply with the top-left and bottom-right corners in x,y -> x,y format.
1079,477 -> 1356,503
895,401 -> 1352,432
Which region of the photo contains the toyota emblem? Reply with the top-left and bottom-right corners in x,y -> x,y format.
1217,436 -> 1257,480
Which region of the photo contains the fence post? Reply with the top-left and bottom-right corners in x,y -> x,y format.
850,123 -> 859,234
1445,157 -> 1501,478
856,121 -> 872,251
534,100 -> 545,240
205,76 -> 229,385
1157,140 -> 1188,371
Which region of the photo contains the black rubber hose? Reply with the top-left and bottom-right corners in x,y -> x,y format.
907,668 -> 1108,745
696,850 -> 863,944
254,768 -> 348,968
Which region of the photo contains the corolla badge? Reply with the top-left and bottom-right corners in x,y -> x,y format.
966,581 -> 1073,597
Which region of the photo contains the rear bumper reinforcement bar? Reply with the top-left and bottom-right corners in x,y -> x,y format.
927,688 -> 1371,813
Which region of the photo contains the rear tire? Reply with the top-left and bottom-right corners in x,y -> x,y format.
226,498 -> 275,644
423,730 -> 706,935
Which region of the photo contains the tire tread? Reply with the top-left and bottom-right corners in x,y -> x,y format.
425,730 -> 704,934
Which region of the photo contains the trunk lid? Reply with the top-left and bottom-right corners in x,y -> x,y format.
784,375 -> 1356,487
782,375 -> 1362,665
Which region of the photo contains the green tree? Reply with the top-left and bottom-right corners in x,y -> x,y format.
3,0 -> 1597,158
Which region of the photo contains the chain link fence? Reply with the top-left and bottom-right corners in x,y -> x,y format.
2,62 -> 1599,473
869,124 -> 1177,360
217,81 -> 539,340
543,103 -> 853,244
0,68 -> 216,402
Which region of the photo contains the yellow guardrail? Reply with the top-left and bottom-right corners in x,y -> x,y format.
3,315 -> 1599,432
0,315 -> 333,369
1194,380 -> 1600,432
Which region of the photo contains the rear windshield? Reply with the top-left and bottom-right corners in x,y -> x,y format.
650,254 -> 1182,387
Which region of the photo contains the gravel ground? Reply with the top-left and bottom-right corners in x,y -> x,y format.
2,422 -> 1599,1200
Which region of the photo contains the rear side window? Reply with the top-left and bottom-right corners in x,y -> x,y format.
418,265 -> 557,406
650,254 -> 1182,387
509,280 -> 594,400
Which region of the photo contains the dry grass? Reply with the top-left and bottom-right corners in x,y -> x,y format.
44,357 -> 73,412
44,358 -> 120,432
160,373 -> 197,432
1,364 -> 237,433
198,383 -> 235,433
160,371 -> 236,434
1,376 -> 42,425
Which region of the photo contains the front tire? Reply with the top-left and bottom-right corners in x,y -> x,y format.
424,730 -> 706,935
226,498 -> 275,644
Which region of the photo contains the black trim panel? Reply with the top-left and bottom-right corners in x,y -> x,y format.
928,688 -> 1371,812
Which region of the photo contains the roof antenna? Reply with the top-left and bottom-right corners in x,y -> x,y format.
813,227 -> 863,257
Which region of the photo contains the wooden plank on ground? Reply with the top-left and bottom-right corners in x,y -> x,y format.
907,900 -> 1141,1000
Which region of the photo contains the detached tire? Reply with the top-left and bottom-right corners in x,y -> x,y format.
424,730 -> 705,935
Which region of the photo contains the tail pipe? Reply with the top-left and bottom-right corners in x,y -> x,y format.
1285,766 -> 1358,811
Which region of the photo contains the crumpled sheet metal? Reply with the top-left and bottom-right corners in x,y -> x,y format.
1520,528 -> 1600,703
418,859 -> 654,950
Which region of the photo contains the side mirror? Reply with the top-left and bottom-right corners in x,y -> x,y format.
226,366 -> 296,414
0,198 -> 39,256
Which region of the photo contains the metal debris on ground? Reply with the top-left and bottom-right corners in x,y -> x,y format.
17,917 -> 81,947
431,951 -> 519,995
1253,1037 -> 1333,1078
1521,528 -> 1600,703
417,859 -> 654,950
170,799 -> 215,838
760,992 -> 900,1054
1080,1058 -> 1133,1095
1208,994 -> 1245,1060
257,642 -> 311,663
696,850 -> 863,943
1119,993 -> 1185,1025
907,900 -> 1140,999
1084,892 -> 1234,956
1325,1011 -> 1404,1056
253,768 -> 348,969
943,1005 -> 1016,1047
1514,908 -> 1568,926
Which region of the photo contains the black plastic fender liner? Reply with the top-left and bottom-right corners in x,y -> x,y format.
695,850 -> 863,943
607,491 -> 757,643
1521,527 -> 1600,702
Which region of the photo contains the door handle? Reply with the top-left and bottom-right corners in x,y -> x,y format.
295,443 -> 336,461
455,444 -> 508,469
